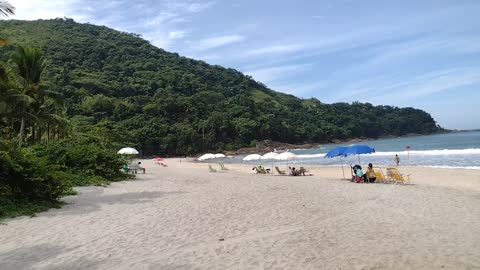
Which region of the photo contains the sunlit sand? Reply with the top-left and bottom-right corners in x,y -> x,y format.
1,159 -> 479,269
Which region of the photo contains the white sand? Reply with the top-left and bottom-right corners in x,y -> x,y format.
1,159 -> 480,269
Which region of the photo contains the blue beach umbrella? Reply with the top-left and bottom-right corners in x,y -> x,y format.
344,144 -> 375,164
324,146 -> 348,179
324,146 -> 348,158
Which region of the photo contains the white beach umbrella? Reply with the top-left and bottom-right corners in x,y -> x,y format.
261,152 -> 279,173
276,152 -> 297,160
117,147 -> 139,155
243,154 -> 262,161
198,153 -> 215,161
276,151 -> 297,168
214,153 -> 226,158
261,152 -> 279,160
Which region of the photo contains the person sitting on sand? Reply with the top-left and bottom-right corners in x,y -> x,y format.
356,167 -> 363,182
298,167 -> 307,176
251,167 -> 258,174
363,163 -> 376,183
351,165 -> 363,182
351,165 -> 361,181
292,167 -> 300,176
257,166 -> 266,174
288,166 -> 293,176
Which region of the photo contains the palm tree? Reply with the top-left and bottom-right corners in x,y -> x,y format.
0,64 -> 38,140
10,46 -> 47,146
30,85 -> 67,143
0,1 -> 14,17
0,1 -> 15,46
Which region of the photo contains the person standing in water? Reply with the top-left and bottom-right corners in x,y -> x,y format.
394,154 -> 400,166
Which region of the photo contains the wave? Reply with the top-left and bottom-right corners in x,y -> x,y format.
423,165 -> 480,170
296,148 -> 480,158
371,148 -> 480,156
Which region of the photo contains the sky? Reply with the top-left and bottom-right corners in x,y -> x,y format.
6,0 -> 480,129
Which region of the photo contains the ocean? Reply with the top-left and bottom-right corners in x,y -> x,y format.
228,131 -> 480,169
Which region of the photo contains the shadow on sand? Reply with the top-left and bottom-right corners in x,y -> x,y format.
47,190 -> 187,217
0,243 -> 102,270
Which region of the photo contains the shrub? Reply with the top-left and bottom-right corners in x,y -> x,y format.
1,134 -> 131,220
0,140 -> 74,202
31,133 -> 130,185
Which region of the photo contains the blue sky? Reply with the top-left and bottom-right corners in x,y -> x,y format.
8,0 -> 480,129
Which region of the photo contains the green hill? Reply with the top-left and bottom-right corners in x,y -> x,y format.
0,18 -> 441,156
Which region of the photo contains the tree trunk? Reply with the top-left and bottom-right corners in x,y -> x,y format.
32,123 -> 35,144
46,123 -> 50,144
37,126 -> 42,144
19,117 -> 25,147
10,118 -> 14,140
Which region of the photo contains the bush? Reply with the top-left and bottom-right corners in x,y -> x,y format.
0,140 -> 73,202
0,196 -> 64,220
31,133 -> 130,185
1,140 -> 73,220
0,134 -> 131,220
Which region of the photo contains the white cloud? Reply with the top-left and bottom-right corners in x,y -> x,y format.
244,64 -> 310,84
194,35 -> 245,50
9,0 -> 86,21
168,30 -> 188,40
397,68 -> 480,98
246,44 -> 306,55
8,0 -> 214,49
328,68 -> 480,104
270,81 -> 327,97
342,36 -> 480,75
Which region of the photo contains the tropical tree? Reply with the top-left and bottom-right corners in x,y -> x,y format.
31,86 -> 68,143
0,1 -> 14,17
9,46 -> 48,146
0,1 -> 15,46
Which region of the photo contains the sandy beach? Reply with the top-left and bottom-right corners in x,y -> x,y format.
1,159 -> 480,269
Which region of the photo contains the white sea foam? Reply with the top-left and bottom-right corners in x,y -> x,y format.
371,149 -> 480,156
296,148 -> 480,159
423,165 -> 480,170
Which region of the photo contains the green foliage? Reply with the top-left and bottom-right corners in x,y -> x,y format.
0,140 -> 73,202
0,136 -> 130,220
0,197 -> 63,220
0,19 -> 442,157
31,134 -> 130,186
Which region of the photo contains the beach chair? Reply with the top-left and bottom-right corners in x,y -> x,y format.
275,166 -> 286,175
127,164 -> 145,174
257,166 -> 267,174
298,167 -> 312,176
208,164 -> 217,173
220,163 -> 229,170
386,167 -> 411,184
372,166 -> 388,183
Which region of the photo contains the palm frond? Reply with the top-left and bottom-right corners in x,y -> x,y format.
0,1 -> 15,17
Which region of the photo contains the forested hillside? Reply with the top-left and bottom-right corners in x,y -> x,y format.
0,18 -> 441,156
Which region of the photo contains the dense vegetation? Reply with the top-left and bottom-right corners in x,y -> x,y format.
0,14 -> 130,219
0,135 -> 128,219
0,19 -> 441,156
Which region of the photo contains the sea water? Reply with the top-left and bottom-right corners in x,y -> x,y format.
229,131 -> 480,169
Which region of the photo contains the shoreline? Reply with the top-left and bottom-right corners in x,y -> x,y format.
1,158 -> 479,269
213,131 -> 465,156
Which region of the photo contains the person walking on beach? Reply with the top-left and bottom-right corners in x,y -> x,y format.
394,154 -> 400,166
